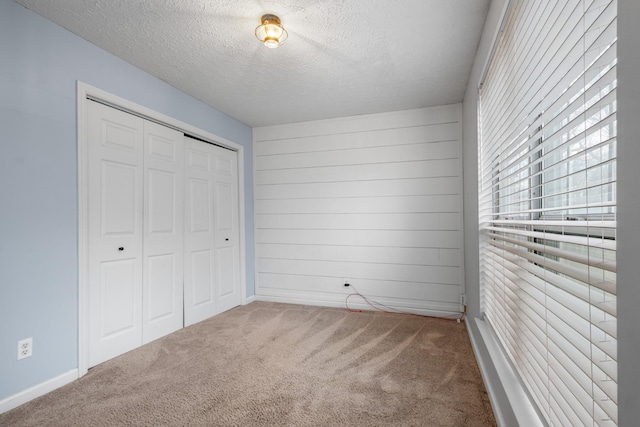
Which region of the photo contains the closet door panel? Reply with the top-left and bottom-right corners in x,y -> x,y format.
146,253 -> 177,320
142,121 -> 184,344
184,139 -> 241,323
184,139 -> 216,325
216,247 -> 235,297
88,101 -> 144,368
191,249 -> 214,307
100,259 -> 137,336
102,163 -> 138,234
211,146 -> 241,313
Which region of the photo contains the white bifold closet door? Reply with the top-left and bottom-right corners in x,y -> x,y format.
87,100 -> 184,367
184,137 -> 241,326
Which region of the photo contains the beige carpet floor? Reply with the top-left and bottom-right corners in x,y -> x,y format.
1,302 -> 496,426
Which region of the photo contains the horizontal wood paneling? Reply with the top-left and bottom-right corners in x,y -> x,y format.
256,277 -> 461,314
254,123 -> 459,155
258,274 -> 461,302
257,258 -> 460,285
254,158 -> 461,184
253,105 -> 464,315
257,177 -> 460,199
256,213 -> 461,231
256,141 -> 459,170
256,195 -> 460,214
256,229 -> 460,248
254,104 -> 460,141
256,244 -> 461,266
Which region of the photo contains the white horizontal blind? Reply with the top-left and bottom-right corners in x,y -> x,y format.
478,1 -> 617,425
254,106 -> 464,315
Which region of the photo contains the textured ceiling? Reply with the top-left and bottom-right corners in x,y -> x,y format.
15,0 -> 491,127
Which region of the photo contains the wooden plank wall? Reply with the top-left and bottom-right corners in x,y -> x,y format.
253,105 -> 464,315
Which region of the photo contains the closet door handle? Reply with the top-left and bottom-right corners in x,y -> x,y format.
118,247 -> 124,251
225,238 -> 229,241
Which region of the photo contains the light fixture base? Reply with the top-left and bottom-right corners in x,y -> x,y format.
255,13 -> 288,48
260,14 -> 281,25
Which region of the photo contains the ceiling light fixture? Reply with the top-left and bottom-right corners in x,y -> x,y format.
255,14 -> 288,49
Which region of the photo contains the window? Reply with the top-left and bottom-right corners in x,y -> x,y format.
478,1 -> 617,425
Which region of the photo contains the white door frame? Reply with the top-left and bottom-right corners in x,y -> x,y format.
77,81 -> 247,377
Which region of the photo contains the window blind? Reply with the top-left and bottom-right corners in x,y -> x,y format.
478,1 -> 617,425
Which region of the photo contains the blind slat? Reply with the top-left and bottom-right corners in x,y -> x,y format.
488,239 -> 615,294
487,230 -> 616,272
479,0 -> 618,425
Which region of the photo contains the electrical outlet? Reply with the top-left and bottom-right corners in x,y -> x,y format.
17,338 -> 32,360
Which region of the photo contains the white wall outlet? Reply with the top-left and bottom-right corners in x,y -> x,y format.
17,338 -> 32,360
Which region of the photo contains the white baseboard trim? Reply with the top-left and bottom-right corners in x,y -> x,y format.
254,294 -> 347,310
253,293 -> 461,319
243,295 -> 257,305
466,318 -> 545,427
0,369 -> 78,414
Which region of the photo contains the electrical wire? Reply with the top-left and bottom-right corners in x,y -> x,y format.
344,284 -> 465,322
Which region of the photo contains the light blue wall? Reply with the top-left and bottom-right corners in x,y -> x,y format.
0,0 -> 253,401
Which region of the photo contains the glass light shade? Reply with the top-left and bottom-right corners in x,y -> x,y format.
255,14 -> 288,48
264,37 -> 279,49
